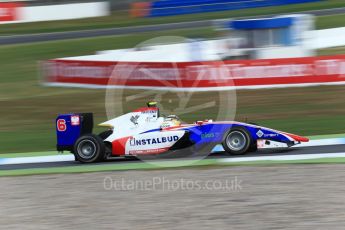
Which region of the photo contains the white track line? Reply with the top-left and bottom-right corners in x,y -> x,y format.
221,152 -> 345,163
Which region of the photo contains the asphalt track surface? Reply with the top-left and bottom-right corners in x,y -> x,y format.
1,7 -> 345,45
1,144 -> 344,170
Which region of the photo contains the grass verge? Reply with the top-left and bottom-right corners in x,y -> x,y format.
2,157 -> 345,177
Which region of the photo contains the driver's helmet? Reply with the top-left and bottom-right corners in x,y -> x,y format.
147,101 -> 157,108
161,115 -> 181,128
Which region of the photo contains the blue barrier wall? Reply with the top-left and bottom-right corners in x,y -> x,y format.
148,0 -> 322,17
230,17 -> 293,30
224,16 -> 299,46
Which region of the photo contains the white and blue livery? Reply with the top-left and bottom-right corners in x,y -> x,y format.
56,103 -> 309,163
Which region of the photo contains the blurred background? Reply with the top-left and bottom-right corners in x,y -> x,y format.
1,0 -> 345,153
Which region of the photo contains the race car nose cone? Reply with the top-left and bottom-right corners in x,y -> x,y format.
283,132 -> 309,142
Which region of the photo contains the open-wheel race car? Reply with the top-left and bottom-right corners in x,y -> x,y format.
56,102 -> 309,163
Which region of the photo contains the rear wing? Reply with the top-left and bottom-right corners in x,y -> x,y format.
56,113 -> 93,152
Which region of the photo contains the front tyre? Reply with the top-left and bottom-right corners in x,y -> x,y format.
74,134 -> 105,163
223,128 -> 252,155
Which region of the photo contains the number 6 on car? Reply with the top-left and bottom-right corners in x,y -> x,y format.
57,119 -> 66,132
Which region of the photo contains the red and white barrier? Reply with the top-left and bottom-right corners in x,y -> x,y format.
0,2 -> 109,24
42,55 -> 345,91
0,2 -> 22,22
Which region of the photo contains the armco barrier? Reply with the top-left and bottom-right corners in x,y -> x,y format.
42,55 -> 345,90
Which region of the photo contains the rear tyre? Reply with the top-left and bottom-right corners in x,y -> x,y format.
222,128 -> 252,155
74,134 -> 105,163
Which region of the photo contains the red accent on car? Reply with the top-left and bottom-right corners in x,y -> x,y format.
133,107 -> 158,112
112,136 -> 131,156
282,132 -> 309,142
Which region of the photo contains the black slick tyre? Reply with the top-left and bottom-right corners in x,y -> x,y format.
74,134 -> 105,163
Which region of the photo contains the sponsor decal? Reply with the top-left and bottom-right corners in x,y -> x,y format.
129,136 -> 179,146
71,115 -> 80,126
201,133 -> 215,139
256,130 -> 279,138
142,109 -> 157,114
257,139 -> 265,148
129,148 -> 169,155
256,130 -> 264,138
146,117 -> 157,122
57,119 -> 67,132
264,133 -> 279,138
130,114 -> 140,125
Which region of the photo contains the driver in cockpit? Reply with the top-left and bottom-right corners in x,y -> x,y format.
161,115 -> 181,128
146,101 -> 182,128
